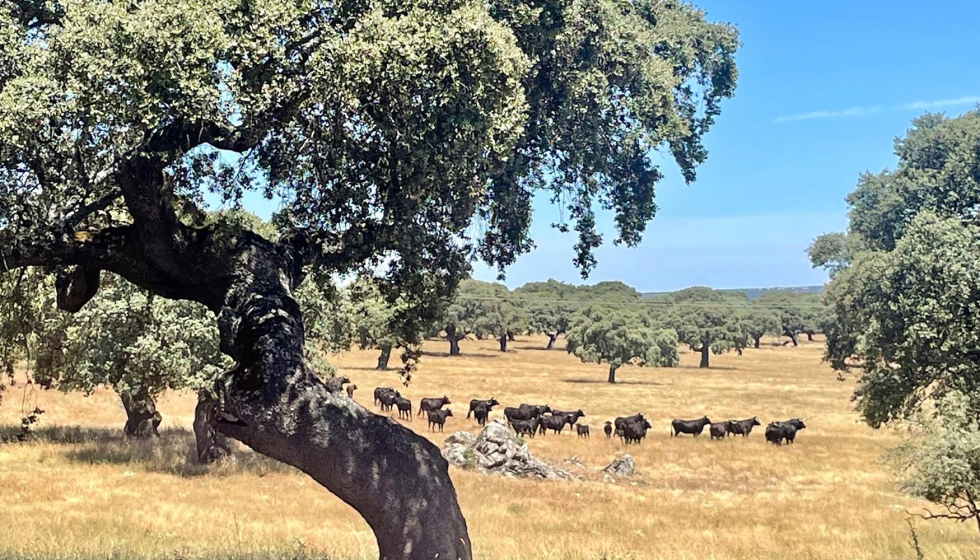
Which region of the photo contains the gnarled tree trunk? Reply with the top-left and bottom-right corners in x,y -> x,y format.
784,330 -> 799,346
194,392 -> 231,463
699,345 -> 710,368
607,364 -> 618,383
499,334 -> 507,352
752,334 -> 762,349
805,330 -> 815,342
376,345 -> 392,370
446,325 -> 462,356
120,389 -> 161,438
507,332 -> 515,342
545,333 -> 558,349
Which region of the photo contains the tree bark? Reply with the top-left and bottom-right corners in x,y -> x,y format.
194,392 -> 231,463
499,334 -> 507,352
119,389 -> 161,438
805,330 -> 815,342
376,345 -> 392,370
753,334 -> 762,349
784,330 -> 799,346
699,345 -> 710,368
507,332 -> 515,341
446,326 -> 462,356
545,333 -> 558,350
607,364 -> 618,383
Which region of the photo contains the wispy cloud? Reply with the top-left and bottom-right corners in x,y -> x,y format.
774,96 -> 980,124
898,96 -> 980,110
774,106 -> 882,123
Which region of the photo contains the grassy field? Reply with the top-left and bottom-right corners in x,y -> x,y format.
0,335 -> 976,560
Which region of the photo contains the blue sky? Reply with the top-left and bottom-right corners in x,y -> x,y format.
220,0 -> 980,292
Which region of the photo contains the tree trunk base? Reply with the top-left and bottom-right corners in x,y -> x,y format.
120,391 -> 161,438
194,393 -> 231,463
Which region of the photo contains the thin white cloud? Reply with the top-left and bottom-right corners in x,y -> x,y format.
773,105 -> 882,123
898,96 -> 980,110
774,95 -> 980,124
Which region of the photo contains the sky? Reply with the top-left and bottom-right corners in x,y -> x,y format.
220,0 -> 980,292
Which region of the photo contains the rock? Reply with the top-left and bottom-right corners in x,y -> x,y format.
602,455 -> 635,477
442,420 -> 579,480
561,456 -> 585,468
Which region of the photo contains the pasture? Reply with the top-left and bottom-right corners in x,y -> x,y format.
0,336 -> 975,560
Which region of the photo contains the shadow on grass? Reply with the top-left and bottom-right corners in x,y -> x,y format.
420,351 -> 501,359
561,378 -> 665,386
676,365 -> 738,371
0,425 -> 297,478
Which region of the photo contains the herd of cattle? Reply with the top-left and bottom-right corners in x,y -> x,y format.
362,383 -> 808,445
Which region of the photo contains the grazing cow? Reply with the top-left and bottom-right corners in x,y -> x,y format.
671,416 -> 711,438
728,417 -> 761,437
467,398 -> 500,419
378,391 -> 400,413
709,422 -> 730,440
427,409 -> 453,432
504,404 -> 550,425
539,414 -> 569,435
473,405 -> 489,426
604,421 -> 613,439
552,409 -> 586,427
621,419 -> 653,444
374,387 -> 396,407
345,384 -> 358,399
511,417 -> 540,438
614,413 -> 644,437
324,376 -> 351,393
576,424 -> 590,438
395,396 -> 412,420
766,418 -> 807,445
418,396 -> 451,416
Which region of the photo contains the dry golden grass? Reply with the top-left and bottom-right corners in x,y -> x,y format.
0,336 -> 977,560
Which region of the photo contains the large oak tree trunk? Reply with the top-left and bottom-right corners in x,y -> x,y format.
446,326 -> 462,356
805,330 -> 815,342
376,345 -> 392,370
546,333 -> 558,350
784,330 -> 799,346
194,392 -> 231,463
499,334 -> 507,352
753,334 -> 762,349
607,364 -> 617,383
507,332 -> 515,342
699,345 -> 710,368
120,389 -> 161,438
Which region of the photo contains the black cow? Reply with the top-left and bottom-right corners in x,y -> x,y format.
728,417 -> 761,437
427,409 -> 453,432
467,398 -> 500,419
395,396 -> 412,420
552,409 -> 586,427
418,396 -> 451,416
473,405 -> 489,426
603,421 -> 613,439
511,417 -> 540,438
614,413 -> 644,437
345,384 -> 358,399
539,414 -> 569,435
325,376 -> 351,393
576,425 -> 590,438
766,419 -> 807,445
621,419 -> 653,444
709,422 -> 730,440
374,387 -> 396,407
378,391 -> 400,413
504,404 -> 550,425
671,416 -> 711,437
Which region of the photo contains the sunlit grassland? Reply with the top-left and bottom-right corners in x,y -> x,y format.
0,336 -> 976,560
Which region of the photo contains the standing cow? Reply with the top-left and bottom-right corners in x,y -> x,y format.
427,409 -> 454,432
671,416 -> 711,438
467,397 -> 499,419
418,396 -> 451,416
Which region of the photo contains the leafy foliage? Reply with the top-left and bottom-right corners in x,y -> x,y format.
665,286 -> 747,368
566,305 -> 677,382
439,279 -> 526,353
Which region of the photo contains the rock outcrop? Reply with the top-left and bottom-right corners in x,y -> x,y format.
442,420 -> 578,480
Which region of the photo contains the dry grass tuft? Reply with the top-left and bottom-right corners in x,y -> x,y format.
0,336 -> 976,559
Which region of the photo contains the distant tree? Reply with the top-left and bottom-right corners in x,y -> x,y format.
741,304 -> 780,349
349,277 -> 417,370
584,281 -> 642,301
566,306 -> 677,383
516,280 -> 578,349
667,287 -> 748,368
441,280 -> 525,353
756,290 -> 808,346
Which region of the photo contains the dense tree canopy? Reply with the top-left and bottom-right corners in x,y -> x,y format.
0,0 -> 737,556
515,279 -> 578,349
817,110 -> 980,428
665,287 -> 747,368
565,305 -> 677,383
